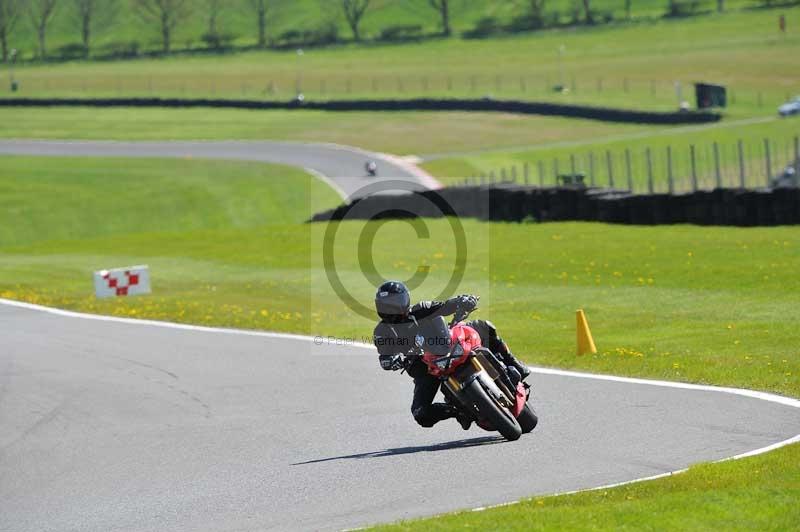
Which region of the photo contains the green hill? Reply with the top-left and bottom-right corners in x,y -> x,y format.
4,0 -> 765,60
5,7 -> 797,121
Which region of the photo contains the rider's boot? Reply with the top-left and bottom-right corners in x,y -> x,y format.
438,404 -> 471,430
497,340 -> 531,380
455,410 -> 473,430
506,366 -> 522,387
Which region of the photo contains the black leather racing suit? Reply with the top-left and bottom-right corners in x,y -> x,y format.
373,298 -> 526,428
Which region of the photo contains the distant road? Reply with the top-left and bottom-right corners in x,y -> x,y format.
0,139 -> 440,199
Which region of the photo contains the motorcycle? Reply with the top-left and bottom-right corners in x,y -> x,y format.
365,160 -> 378,177
405,304 -> 538,441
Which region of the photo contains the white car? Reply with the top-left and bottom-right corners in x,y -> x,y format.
778,97 -> 800,117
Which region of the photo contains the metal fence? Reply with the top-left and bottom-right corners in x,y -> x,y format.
460,135 -> 800,193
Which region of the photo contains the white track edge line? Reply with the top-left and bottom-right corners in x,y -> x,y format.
303,167 -> 348,200
2,296 -> 799,521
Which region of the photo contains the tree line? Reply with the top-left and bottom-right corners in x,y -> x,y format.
0,0 -> 785,62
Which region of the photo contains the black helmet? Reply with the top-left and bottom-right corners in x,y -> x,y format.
375,280 -> 411,322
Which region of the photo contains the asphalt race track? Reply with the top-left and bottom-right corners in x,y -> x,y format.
1,301 -> 799,532
0,140 -> 439,199
2,139 -> 800,530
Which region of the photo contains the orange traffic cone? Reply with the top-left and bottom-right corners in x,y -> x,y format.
576,309 -> 597,355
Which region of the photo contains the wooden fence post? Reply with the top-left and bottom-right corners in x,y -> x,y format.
588,153 -> 595,187
606,150 -> 614,189
690,145 -> 698,191
524,162 -> 530,185
764,138 -> 772,186
553,159 -> 560,184
625,148 -> 633,192
570,153 -> 576,176
538,161 -> 545,187
667,146 -> 674,194
646,148 -> 654,194
738,140 -> 746,189
713,142 -> 722,189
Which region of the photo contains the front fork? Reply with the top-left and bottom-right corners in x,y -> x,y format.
442,354 -> 517,412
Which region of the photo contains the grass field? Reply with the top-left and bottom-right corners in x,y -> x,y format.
1,155 -> 798,529
0,156 -> 341,246
0,107 -> 649,154
6,9 -> 799,116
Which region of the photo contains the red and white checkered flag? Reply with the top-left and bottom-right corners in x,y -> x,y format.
93,266 -> 151,299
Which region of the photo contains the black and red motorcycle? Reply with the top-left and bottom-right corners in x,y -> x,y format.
405,305 -> 538,441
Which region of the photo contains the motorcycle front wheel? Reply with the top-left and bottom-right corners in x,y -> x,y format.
463,379 -> 522,441
517,403 -> 538,433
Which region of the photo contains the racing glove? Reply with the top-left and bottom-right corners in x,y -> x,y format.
379,354 -> 405,371
456,294 -> 479,312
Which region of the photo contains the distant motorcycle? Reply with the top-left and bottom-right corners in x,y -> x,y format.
365,160 -> 378,177
402,303 -> 538,441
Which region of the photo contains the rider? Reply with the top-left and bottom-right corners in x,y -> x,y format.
373,280 -> 531,430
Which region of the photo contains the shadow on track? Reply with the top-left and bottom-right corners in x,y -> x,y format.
292,435 -> 505,466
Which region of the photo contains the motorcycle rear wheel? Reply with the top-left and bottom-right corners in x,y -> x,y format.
463,379 -> 522,441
